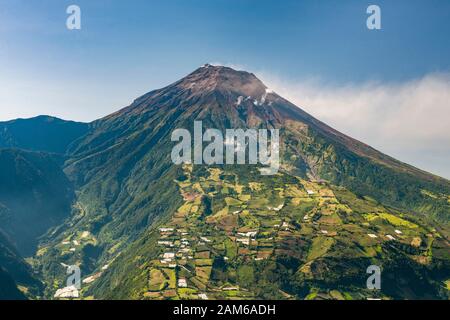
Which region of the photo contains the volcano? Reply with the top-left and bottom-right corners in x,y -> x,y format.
3,64 -> 448,300
65,64 -> 449,223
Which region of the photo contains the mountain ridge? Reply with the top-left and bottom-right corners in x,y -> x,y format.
0,115 -> 89,155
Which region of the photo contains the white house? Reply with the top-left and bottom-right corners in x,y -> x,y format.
178,278 -> 187,288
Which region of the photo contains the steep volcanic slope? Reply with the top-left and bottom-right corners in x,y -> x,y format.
36,65 -> 449,299
0,116 -> 89,154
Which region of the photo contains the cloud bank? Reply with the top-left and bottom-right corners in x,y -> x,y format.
258,72 -> 450,179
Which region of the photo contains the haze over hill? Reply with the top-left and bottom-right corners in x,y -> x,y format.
0,149 -> 74,256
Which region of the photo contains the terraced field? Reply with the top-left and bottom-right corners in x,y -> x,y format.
82,164 -> 447,300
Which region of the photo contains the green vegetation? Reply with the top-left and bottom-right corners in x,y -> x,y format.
1,65 -> 448,300
76,165 -> 449,300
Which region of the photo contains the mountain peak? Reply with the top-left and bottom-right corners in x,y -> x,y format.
179,64 -> 268,98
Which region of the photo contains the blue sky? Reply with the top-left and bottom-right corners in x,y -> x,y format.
2,0 -> 450,84
0,0 -> 449,177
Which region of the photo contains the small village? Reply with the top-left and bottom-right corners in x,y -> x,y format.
48,161 -> 435,300
139,165 -> 434,300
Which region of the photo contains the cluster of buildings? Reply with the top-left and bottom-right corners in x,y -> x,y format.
157,227 -> 194,268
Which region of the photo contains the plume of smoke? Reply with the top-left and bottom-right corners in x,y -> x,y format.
258,72 -> 450,179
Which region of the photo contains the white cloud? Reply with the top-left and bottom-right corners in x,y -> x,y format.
258,72 -> 450,179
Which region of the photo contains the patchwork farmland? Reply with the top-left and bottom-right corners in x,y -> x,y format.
135,165 -> 445,300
